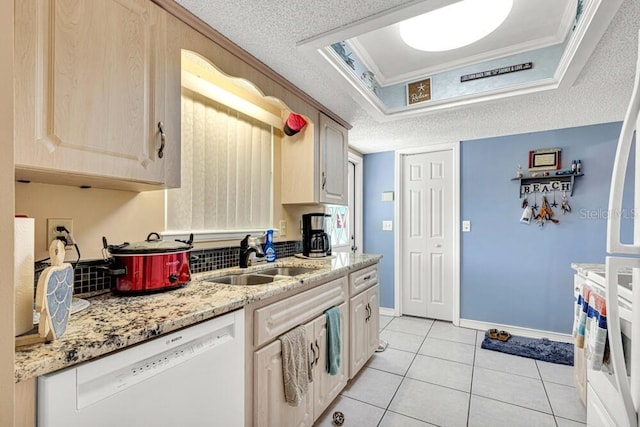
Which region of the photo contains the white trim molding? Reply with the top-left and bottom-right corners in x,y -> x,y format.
394,141 -> 461,323
379,307 -> 396,317
459,318 -> 573,344
348,151 -> 364,255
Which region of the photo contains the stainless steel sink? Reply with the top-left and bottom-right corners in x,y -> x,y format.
213,274 -> 276,286
207,266 -> 318,286
257,267 -> 317,276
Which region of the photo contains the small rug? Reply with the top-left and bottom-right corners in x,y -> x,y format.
481,332 -> 574,366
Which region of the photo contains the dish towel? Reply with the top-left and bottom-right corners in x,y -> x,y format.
585,291 -> 610,372
325,306 -> 341,375
279,325 -> 312,406
574,283 -> 591,349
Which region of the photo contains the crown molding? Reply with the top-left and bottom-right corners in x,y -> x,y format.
151,0 -> 351,129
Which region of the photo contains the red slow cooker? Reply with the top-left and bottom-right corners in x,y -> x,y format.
102,232 -> 193,294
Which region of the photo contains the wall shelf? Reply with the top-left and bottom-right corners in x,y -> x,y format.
511,173 -> 583,197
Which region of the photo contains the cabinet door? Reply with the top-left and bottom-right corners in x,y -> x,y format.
349,292 -> 368,378
319,113 -> 348,205
15,0 -> 174,186
312,303 -> 348,418
366,285 -> 380,358
254,338 -> 314,427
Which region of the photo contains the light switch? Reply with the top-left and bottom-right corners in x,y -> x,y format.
381,191 -> 394,202
462,220 -> 471,232
382,221 -> 393,231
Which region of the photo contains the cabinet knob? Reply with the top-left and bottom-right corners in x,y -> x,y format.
322,172 -> 327,190
157,121 -> 166,159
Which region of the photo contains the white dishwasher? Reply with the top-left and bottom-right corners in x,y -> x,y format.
38,309 -> 244,427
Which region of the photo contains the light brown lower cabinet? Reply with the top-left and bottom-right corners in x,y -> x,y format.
253,302 -> 348,427
349,284 -> 379,378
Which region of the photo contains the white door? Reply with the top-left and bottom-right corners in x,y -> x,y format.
328,159 -> 361,254
348,160 -> 357,254
401,150 -> 454,321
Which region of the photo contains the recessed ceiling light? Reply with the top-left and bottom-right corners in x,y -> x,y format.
399,0 -> 513,52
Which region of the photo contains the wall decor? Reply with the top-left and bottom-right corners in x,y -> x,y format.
511,173 -> 583,197
407,78 -> 431,105
460,62 -> 532,82
361,70 -> 379,95
331,42 -> 355,70
528,147 -> 562,171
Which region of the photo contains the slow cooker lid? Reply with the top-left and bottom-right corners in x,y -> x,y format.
106,232 -> 193,254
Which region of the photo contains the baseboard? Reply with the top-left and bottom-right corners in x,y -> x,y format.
459,318 -> 573,343
379,307 -> 397,317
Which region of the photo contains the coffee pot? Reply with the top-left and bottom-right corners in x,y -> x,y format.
302,213 -> 331,258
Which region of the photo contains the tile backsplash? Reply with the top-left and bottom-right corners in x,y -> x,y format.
34,240 -> 303,296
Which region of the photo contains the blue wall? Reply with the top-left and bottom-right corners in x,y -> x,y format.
364,122 -> 630,333
363,151 -> 396,308
461,122 -> 625,333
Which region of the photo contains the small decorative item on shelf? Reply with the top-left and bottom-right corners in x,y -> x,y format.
556,169 -> 574,175
576,160 -> 582,174
529,148 -> 562,171
571,160 -> 577,173
516,164 -> 524,178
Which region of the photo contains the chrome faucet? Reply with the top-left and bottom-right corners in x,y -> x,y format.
239,234 -> 264,268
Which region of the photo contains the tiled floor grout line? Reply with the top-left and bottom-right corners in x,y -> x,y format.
375,319 -> 434,427
363,316 -> 584,426
466,331 -> 479,427
470,334 -> 567,422
535,360 -> 560,426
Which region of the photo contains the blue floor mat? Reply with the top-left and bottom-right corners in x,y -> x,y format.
481,332 -> 574,366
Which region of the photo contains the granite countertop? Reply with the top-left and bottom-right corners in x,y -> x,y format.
15,253 -> 381,383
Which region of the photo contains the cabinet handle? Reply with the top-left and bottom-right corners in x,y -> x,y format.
309,342 -> 316,368
365,303 -> 370,322
314,340 -> 320,365
157,121 -> 166,159
363,275 -> 371,281
322,172 -> 327,190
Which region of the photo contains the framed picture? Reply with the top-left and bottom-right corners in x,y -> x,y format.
528,148 -> 562,171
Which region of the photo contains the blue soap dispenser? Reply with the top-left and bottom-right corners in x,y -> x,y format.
265,229 -> 276,262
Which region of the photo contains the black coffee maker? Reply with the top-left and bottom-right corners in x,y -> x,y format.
302,213 -> 332,258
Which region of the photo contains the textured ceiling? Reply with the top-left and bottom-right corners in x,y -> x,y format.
175,0 -> 640,154
350,0 -> 572,84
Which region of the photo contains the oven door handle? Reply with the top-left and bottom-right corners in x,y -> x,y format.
605,257 -> 638,427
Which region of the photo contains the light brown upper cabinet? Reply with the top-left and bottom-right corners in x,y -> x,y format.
14,0 -> 180,190
281,112 -> 348,205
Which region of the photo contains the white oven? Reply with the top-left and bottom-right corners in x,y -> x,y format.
576,265 -> 635,427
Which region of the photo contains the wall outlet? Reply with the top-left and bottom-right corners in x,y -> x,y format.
279,220 -> 287,237
462,220 -> 471,232
46,218 -> 74,249
382,220 -> 393,231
